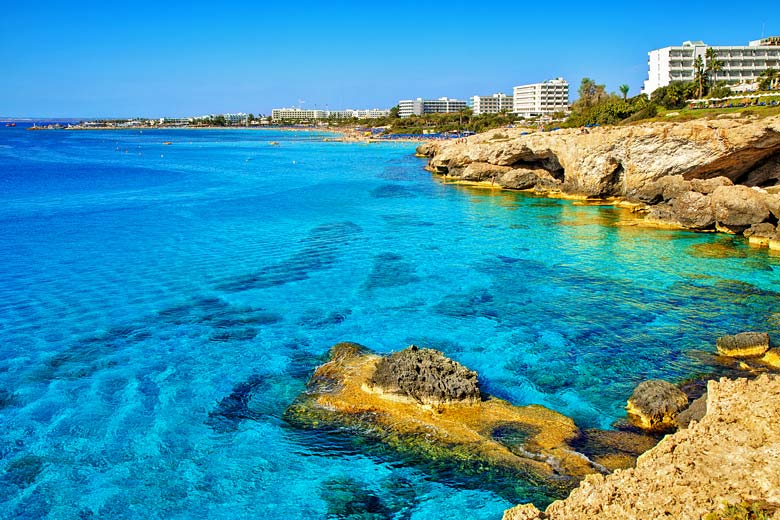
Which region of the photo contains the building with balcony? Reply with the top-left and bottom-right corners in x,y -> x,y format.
641,37 -> 780,96
397,97 -> 468,117
470,93 -> 514,115
512,78 -> 570,118
271,108 -> 390,121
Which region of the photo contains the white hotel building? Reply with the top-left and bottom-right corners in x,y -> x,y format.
641,36 -> 780,96
512,78 -> 570,118
397,97 -> 468,118
271,108 -> 390,121
470,93 -> 514,115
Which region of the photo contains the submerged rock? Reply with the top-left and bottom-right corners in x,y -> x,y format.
285,342 -> 618,502
625,379 -> 689,432
744,222 -> 777,247
716,332 -> 771,358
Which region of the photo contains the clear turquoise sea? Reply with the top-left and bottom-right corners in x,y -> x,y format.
0,127 -> 778,519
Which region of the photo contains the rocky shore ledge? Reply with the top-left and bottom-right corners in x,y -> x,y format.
417,115 -> 780,248
503,374 -> 780,520
285,343 -> 657,503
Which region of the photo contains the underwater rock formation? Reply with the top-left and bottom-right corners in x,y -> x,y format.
285,343 -> 651,502
503,375 -> 780,520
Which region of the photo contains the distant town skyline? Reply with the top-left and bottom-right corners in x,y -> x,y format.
1,1 -> 778,118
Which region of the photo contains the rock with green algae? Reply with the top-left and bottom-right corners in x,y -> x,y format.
284,342 -> 640,503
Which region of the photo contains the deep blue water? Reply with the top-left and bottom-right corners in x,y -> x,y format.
0,127 -> 779,519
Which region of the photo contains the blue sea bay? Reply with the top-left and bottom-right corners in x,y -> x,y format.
0,127 -> 778,519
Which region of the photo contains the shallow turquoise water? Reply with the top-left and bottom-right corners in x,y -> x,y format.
0,127 -> 778,519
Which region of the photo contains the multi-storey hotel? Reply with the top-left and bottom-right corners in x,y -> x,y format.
641,37 -> 780,96
512,78 -> 570,118
397,97 -> 469,118
271,108 -> 390,121
470,93 -> 514,115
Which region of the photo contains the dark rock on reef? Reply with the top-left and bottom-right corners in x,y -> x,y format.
625,380 -> 689,432
716,331 -> 771,358
367,345 -> 480,405
711,185 -> 771,233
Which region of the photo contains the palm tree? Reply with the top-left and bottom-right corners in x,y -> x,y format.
619,84 -> 630,100
694,55 -> 706,99
705,48 -> 724,91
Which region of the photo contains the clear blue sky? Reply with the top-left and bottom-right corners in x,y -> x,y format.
1,0 -> 777,118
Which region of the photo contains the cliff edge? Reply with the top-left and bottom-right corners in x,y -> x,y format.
503,374 -> 780,520
420,116 -> 780,244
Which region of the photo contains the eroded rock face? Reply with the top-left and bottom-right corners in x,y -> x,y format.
424,116 -> 780,234
625,380 -> 689,432
503,375 -> 780,520
716,332 -> 771,358
367,345 -> 480,404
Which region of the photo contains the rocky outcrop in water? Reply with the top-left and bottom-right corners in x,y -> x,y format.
625,380 -> 689,432
418,116 -> 780,246
285,343 -> 658,504
716,332 -> 771,358
503,375 -> 780,520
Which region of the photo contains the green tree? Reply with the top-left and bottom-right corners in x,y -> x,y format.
758,68 -> 780,91
389,105 -> 400,119
575,78 -> 608,109
619,84 -> 630,100
705,48 -> 724,89
694,56 -> 706,99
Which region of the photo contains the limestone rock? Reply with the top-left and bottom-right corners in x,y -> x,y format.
762,348 -> 780,369
426,115 -> 780,201
367,345 -> 480,404
626,379 -> 689,432
504,375 -> 780,520
659,175 -> 693,201
716,332 -> 771,358
671,191 -> 715,230
459,162 -> 512,182
765,193 -> 780,219
415,142 -> 439,157
675,393 -> 707,429
503,504 -> 543,520
744,222 -> 777,247
690,176 -> 733,194
711,185 -> 771,233
286,343 -> 604,503
499,167 -> 562,190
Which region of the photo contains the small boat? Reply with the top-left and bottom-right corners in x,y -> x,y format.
270,141 -> 280,146
163,141 -> 172,145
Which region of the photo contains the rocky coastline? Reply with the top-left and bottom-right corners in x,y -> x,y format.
417,115 -> 780,250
